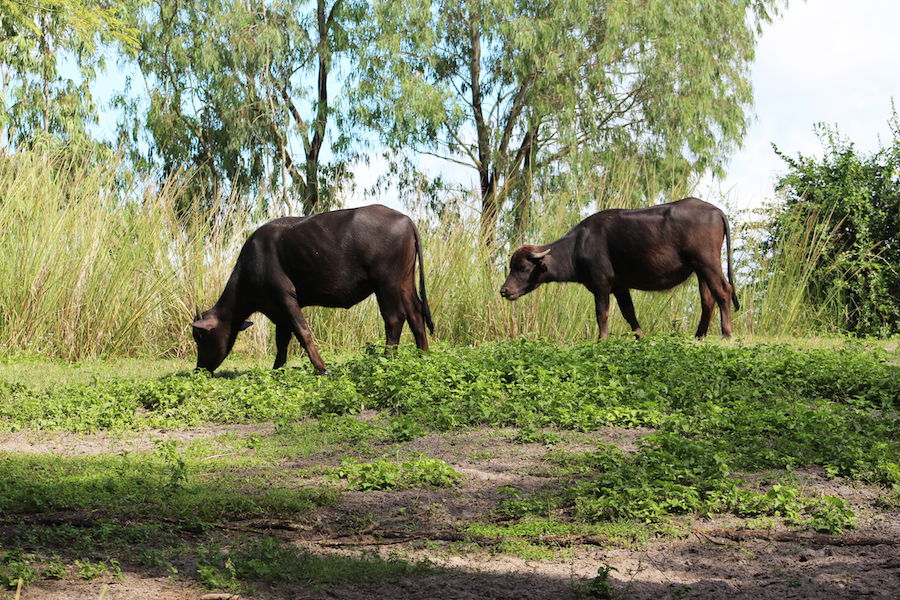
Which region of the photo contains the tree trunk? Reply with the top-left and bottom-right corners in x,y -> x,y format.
480,170 -> 498,247
512,125 -> 539,243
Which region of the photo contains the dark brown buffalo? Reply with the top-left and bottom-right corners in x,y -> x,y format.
500,197 -> 739,339
191,204 -> 434,374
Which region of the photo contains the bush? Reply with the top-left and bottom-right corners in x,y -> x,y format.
769,107 -> 900,336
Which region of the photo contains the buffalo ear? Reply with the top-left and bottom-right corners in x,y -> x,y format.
191,316 -> 217,331
239,320 -> 253,331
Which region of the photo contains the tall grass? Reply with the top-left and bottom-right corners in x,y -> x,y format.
0,153 -> 240,360
0,151 -> 850,364
732,205 -> 847,337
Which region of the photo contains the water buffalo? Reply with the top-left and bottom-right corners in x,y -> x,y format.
500,197 -> 739,339
191,204 -> 434,374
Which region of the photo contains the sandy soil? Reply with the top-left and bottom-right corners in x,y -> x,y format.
3,421 -> 900,600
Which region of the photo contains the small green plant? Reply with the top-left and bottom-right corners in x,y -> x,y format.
580,564 -> 618,599
197,559 -> 241,591
153,439 -> 188,493
804,496 -> 856,534
41,559 -> 67,580
1,562 -> 37,589
390,416 -> 428,442
402,457 -> 463,488
75,559 -> 108,580
337,458 -> 402,491
514,424 -> 562,445
336,457 -> 462,491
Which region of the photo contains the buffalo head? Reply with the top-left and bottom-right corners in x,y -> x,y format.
499,245 -> 551,301
190,308 -> 253,373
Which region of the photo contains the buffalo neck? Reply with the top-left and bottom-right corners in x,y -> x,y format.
211,268 -> 255,331
542,234 -> 578,284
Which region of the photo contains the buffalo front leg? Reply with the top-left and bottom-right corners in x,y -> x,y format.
613,288 -> 644,339
594,292 -> 612,339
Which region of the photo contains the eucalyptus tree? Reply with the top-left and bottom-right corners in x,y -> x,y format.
355,0 -> 790,245
117,0 -> 361,216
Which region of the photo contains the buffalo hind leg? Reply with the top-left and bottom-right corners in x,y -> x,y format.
273,324 -> 293,369
401,284 -> 430,352
716,279 -> 735,338
697,271 -> 734,339
696,277 -> 716,337
613,288 -> 644,339
285,305 -> 327,374
376,291 -> 407,354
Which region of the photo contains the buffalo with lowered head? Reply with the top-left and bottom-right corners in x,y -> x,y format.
500,197 -> 739,339
191,204 -> 434,374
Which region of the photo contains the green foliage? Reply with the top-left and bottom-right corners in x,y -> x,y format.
804,496 -> 856,534
575,432 -> 734,522
74,559 -> 108,580
1,336 -> 898,595
356,0 -> 787,240
1,337 -> 898,535
571,433 -> 861,532
0,0 -> 137,163
770,109 -> 900,336
116,0 -> 362,215
153,439 -> 188,493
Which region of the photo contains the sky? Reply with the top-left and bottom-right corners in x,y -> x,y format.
80,0 -> 899,214
697,0 -> 899,212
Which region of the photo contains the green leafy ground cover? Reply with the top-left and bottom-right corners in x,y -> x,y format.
1,336 -> 899,597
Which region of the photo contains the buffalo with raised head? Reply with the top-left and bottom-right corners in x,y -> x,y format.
191,204 -> 434,374
500,197 -> 739,339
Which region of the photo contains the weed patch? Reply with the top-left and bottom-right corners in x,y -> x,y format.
336,456 -> 463,491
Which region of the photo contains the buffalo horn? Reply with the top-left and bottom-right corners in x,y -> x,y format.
530,248 -> 551,260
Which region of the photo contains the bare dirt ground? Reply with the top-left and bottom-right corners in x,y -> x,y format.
4,422 -> 900,600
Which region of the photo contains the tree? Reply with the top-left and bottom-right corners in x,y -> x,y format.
0,0 -> 135,154
117,0 -> 360,216
771,110 -> 900,336
354,0 -> 788,245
